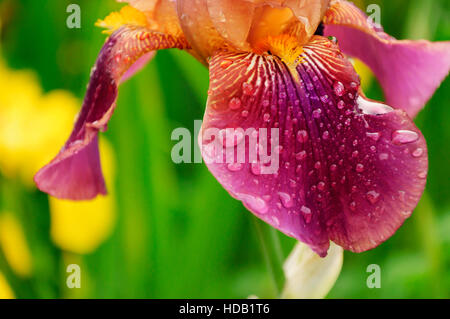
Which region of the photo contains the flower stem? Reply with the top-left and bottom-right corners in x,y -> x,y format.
252,216 -> 285,297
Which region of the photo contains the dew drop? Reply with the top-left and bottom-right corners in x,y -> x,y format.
242,82 -> 254,95
296,150 -> 307,161
356,163 -> 364,172
392,130 -> 419,145
279,192 -> 294,208
366,190 -> 380,204
297,130 -> 309,143
349,201 -> 357,211
401,211 -> 412,218
227,163 -> 243,172
333,81 -> 345,97
239,194 -> 268,215
228,97 -> 242,110
418,171 -> 427,179
300,206 -> 312,223
312,109 -> 322,119
412,148 -> 424,158
337,100 -> 346,110
366,132 -> 381,142
317,181 -> 326,191
289,179 -> 297,188
272,216 -> 280,226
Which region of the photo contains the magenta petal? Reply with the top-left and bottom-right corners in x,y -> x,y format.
323,0 -> 450,117
34,27 -> 189,200
200,36 -> 427,256
34,135 -> 106,200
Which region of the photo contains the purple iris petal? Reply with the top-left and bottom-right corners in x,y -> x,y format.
200,36 -> 427,256
34,26 -> 189,200
323,0 -> 450,117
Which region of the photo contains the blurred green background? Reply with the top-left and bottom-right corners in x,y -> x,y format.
0,0 -> 448,299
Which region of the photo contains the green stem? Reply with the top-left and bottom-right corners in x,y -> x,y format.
252,216 -> 285,297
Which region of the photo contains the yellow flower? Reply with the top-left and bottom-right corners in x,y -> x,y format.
0,213 -> 32,277
0,272 -> 15,299
0,59 -> 78,186
49,139 -> 116,255
0,58 -> 117,255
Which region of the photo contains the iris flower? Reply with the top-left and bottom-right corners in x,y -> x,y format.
35,0 -> 450,256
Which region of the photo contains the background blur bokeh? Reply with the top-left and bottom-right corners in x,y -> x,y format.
0,0 -> 448,299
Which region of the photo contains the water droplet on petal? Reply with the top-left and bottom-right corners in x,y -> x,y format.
240,194 -> 268,215
392,130 -> 419,145
228,97 -> 242,110
300,206 -> 312,223
333,81 -> 345,97
242,82 -> 254,95
337,100 -> 345,110
418,171 -> 427,179
366,190 -> 380,204
356,163 -> 364,172
296,150 -> 307,161
349,201 -> 357,211
227,163 -> 243,172
278,192 -> 294,208
297,130 -> 308,143
401,211 -> 412,218
358,96 -> 393,115
317,181 -> 326,191
366,132 -> 381,141
312,109 -> 322,119
272,216 -> 280,226
412,148 -> 424,157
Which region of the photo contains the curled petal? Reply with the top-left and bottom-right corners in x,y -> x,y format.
323,0 -> 450,117
34,27 -> 189,200
200,36 -> 427,256
177,0 -> 330,61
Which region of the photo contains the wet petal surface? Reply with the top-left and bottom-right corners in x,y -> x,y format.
200,36 -> 427,256
323,0 -> 450,117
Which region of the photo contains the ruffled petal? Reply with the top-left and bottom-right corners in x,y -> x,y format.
323,0 -> 450,117
34,26 -> 189,200
200,36 -> 427,256
177,0 -> 330,61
